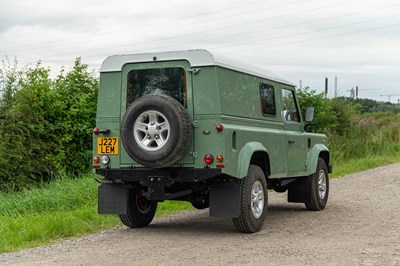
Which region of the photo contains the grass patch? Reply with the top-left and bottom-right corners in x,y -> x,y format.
330,155 -> 400,178
0,174 -> 193,253
0,206 -> 119,253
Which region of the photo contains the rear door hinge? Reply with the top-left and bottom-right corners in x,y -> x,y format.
190,152 -> 198,159
187,67 -> 201,75
192,120 -> 199,128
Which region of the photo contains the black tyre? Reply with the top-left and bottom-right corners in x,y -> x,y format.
191,198 -> 209,210
273,186 -> 287,193
232,165 -> 268,233
119,189 -> 157,228
121,94 -> 192,168
305,158 -> 329,211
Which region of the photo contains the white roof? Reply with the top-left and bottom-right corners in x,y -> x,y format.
100,49 -> 295,86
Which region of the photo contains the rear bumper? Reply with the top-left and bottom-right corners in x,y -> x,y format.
95,167 -> 222,184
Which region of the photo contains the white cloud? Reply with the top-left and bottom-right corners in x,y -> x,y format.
0,0 -> 399,102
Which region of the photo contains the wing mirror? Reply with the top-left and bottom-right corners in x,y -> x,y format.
305,107 -> 314,123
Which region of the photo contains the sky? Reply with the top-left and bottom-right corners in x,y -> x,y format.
1,0 -> 400,102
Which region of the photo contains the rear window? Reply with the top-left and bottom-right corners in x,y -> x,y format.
127,67 -> 187,107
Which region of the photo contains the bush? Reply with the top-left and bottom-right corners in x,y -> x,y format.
0,58 -> 98,191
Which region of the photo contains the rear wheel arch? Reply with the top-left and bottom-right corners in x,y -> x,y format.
237,142 -> 269,178
319,150 -> 330,169
250,151 -> 270,178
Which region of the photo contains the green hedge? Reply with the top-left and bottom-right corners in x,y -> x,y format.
0,58 -> 98,191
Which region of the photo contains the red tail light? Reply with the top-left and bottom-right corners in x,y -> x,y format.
216,124 -> 223,133
93,127 -> 100,135
204,154 -> 214,164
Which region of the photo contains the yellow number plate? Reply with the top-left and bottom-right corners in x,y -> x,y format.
97,137 -> 119,154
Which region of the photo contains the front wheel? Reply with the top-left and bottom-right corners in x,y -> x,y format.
305,158 -> 329,211
232,165 -> 267,233
119,189 -> 157,228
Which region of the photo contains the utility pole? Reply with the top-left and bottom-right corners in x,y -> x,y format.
334,76 -> 338,98
325,77 -> 328,99
299,80 -> 302,89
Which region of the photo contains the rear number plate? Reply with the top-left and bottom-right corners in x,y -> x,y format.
97,137 -> 118,154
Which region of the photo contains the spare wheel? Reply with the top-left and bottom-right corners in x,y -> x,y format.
121,94 -> 192,168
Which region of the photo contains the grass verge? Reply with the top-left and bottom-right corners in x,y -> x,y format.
0,174 -> 193,253
330,155 -> 400,178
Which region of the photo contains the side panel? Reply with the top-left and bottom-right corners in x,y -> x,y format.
192,66 -> 220,115
212,67 -> 288,178
217,67 -> 281,121
222,121 -> 288,178
94,73 -> 122,169
97,72 -> 122,118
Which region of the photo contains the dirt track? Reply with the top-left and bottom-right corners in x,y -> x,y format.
1,163 -> 400,265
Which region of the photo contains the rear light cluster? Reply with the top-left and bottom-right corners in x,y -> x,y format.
93,155 -> 110,164
93,127 -> 110,135
93,127 -> 111,168
93,155 -> 110,168
204,154 -> 224,168
203,124 -> 225,167
204,154 -> 214,164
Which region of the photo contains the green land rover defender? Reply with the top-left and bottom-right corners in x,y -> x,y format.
93,49 -> 331,233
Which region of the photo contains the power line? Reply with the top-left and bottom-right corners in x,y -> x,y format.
208,14 -> 400,51
221,23 -> 400,54
0,0 -> 289,51
32,0 -> 368,58
1,0 -> 354,53
79,13 -> 400,58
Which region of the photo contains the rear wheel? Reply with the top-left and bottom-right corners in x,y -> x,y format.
119,189 -> 157,228
232,165 -> 267,233
305,158 -> 329,211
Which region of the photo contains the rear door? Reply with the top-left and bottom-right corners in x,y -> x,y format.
120,60 -> 195,166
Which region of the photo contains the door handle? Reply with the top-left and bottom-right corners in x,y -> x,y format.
288,140 -> 295,144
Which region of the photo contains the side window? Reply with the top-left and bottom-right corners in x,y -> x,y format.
260,83 -> 276,116
282,89 -> 300,122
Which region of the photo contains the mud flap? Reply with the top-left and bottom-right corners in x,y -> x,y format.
287,176 -> 312,203
98,183 -> 128,214
209,181 -> 240,218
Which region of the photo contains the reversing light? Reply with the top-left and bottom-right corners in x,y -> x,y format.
204,154 -> 214,164
216,155 -> 224,163
93,156 -> 100,163
216,124 -> 223,133
101,155 -> 110,165
93,127 -> 100,135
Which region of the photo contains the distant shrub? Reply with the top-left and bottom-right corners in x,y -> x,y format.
296,87 -> 357,135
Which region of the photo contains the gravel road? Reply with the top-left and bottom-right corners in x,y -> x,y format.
1,163 -> 400,266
